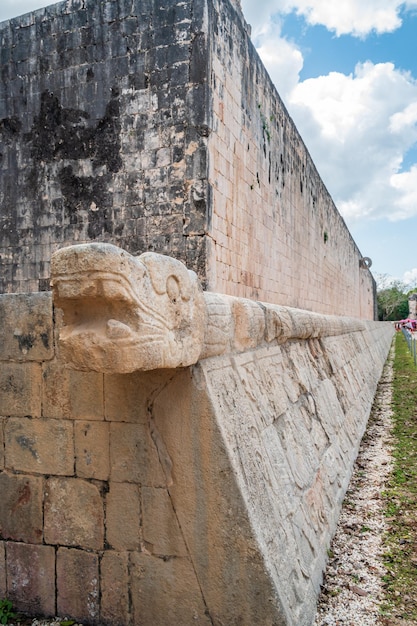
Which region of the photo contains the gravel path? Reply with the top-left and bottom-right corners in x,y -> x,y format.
314,347 -> 395,626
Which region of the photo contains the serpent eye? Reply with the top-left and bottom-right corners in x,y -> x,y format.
166,275 -> 180,303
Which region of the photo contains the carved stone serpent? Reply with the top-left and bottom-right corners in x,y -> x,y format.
51,243 -> 365,373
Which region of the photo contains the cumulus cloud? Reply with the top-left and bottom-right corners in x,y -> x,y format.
390,165 -> 417,219
279,0 -> 404,37
403,267 -> 417,287
242,0 -> 413,38
288,61 -> 417,223
255,22 -> 304,97
389,102 -> 417,134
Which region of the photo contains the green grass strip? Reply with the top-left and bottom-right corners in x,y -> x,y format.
381,332 -> 417,619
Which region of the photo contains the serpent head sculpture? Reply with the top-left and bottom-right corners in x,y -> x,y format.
51,243 -> 205,373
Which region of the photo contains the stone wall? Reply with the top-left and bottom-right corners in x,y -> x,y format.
206,0 -> 374,317
0,0 -> 375,318
0,0 -> 209,292
0,290 -> 393,625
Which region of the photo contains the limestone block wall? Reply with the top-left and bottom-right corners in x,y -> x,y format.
0,0 -> 375,319
0,291 -> 393,625
0,0 -> 209,292
206,0 -> 374,317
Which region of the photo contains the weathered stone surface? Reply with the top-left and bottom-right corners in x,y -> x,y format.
51,243 -> 206,373
0,293 -> 53,362
146,321 -> 394,626
409,293 -> 417,318
74,420 -> 109,479
57,548 -> 99,624
42,360 -> 104,419
100,551 -> 130,626
0,284 -> 393,625
0,472 -> 43,543
0,362 -> 42,417
44,477 -> 104,549
104,369 -> 172,423
110,422 -> 167,487
0,0 -> 374,321
6,543 -> 55,617
0,420 -> 4,468
142,486 -> 188,557
105,482 -> 141,551
130,552 -> 212,626
5,417 -> 73,475
149,368 -> 289,626
0,542 -> 6,599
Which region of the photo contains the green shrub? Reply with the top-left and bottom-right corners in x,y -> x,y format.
0,599 -> 16,625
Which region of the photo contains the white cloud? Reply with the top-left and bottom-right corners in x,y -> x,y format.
255,22 -> 304,98
403,267 -> 417,286
242,0 -> 411,38
390,165 -> 417,219
287,61 -> 417,223
279,0 -> 403,37
389,102 -> 417,133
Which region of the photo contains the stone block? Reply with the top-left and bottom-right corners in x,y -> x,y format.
5,417 -> 74,475
0,419 -> 4,468
0,362 -> 42,417
110,422 -> 166,486
142,486 -> 187,556
42,360 -> 104,419
131,552 -> 211,625
104,369 -> 174,423
44,477 -> 104,550
100,551 -> 129,625
105,482 -> 141,551
314,378 -> 345,442
259,424 -> 297,519
75,421 -> 109,480
233,350 -> 287,428
0,293 -> 54,362
57,547 -> 99,624
0,542 -> 5,598
6,542 -> 55,617
0,472 -> 43,543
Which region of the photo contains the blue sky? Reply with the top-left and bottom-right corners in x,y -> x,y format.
1,1 -> 417,286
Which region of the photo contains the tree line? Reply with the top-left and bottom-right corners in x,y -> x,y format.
376,274 -> 417,321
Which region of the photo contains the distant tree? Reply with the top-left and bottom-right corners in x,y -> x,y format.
374,273 -> 395,291
377,280 -> 409,321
